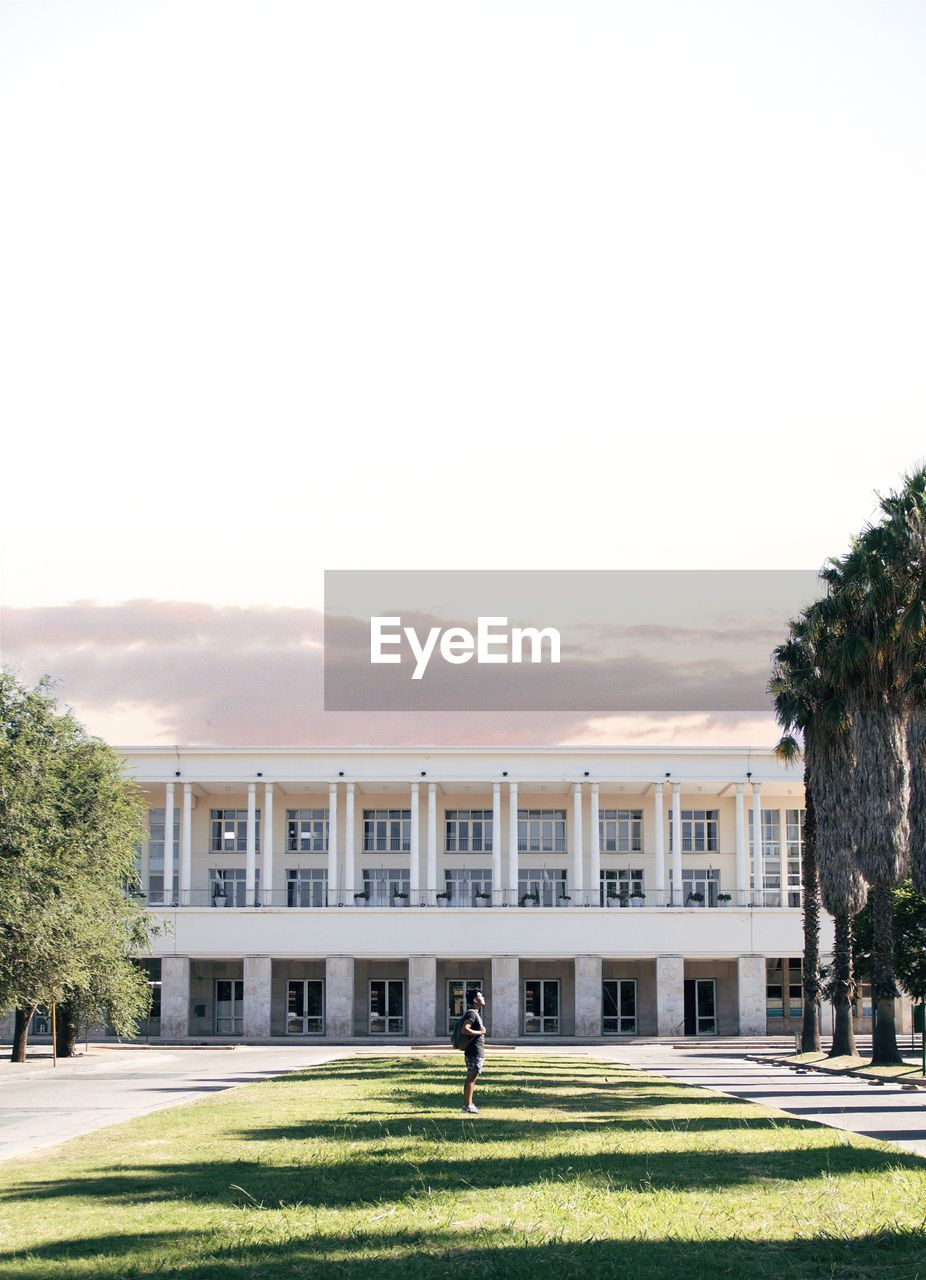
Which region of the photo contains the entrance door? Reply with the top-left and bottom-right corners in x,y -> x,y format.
684,979 -> 717,1035
524,979 -> 560,1034
369,980 -> 405,1034
215,978 -> 243,1035
447,978 -> 485,1033
287,979 -> 325,1034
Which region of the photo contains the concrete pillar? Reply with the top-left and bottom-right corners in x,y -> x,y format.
735,782 -> 747,905
426,783 -> 438,905
507,781 -> 519,906
653,782 -> 665,901
737,954 -> 767,1036
574,955 -> 602,1038
344,782 -> 355,899
328,782 -> 339,907
262,783 -> 274,905
491,781 -> 502,905
245,782 -> 257,907
751,781 -> 763,906
180,783 -> 192,906
163,782 -> 175,906
571,783 -> 584,898
160,955 -> 190,1039
408,954 -> 437,1040
671,783 -> 683,906
243,954 -> 272,1040
409,782 -> 420,901
656,955 -> 685,1037
491,955 -> 519,1039
326,955 -> 354,1038
589,783 -> 600,906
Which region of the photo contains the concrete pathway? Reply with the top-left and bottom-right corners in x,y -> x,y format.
0,1044 -> 352,1162
596,1043 -> 926,1158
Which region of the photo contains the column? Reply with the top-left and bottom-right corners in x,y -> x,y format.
751,781 -> 763,906
589,783 -> 601,907
163,782 -> 175,906
408,954 -> 437,1039
491,781 -> 502,905
652,782 -> 665,902
409,782 -> 420,902
574,955 -> 602,1037
325,955 -> 354,1038
427,782 -> 437,905
180,783 -> 192,906
571,783 -> 584,900
245,782 -> 257,907
160,955 -> 189,1039
491,955 -> 519,1038
328,782 -> 339,907
507,781 -> 519,905
344,783 -> 355,899
737,954 -> 766,1035
243,954 -> 272,1039
262,783 -> 274,906
656,954 -> 685,1036
735,783 -> 747,906
671,782 -> 682,906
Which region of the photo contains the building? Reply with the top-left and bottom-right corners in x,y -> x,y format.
121,744 -> 881,1043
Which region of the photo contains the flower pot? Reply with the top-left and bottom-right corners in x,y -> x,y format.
437,897 -> 450,907
213,895 -> 228,909
630,896 -> 644,908
392,896 -> 408,908
606,897 -> 620,908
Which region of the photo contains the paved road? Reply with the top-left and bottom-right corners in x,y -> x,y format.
0,1045 -> 352,1161
596,1043 -> 926,1158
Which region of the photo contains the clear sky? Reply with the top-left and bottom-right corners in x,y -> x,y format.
1,2 -> 924,744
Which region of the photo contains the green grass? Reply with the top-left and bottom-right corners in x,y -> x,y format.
778,1052 -> 926,1081
1,1053 -> 926,1278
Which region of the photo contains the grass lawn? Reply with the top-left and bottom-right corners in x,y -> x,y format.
1,1053 -> 926,1278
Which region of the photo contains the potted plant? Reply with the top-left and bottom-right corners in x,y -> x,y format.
630,891 -> 646,907
557,893 -> 572,906
520,891 -> 539,907
392,888 -> 409,907
686,891 -> 704,905
474,890 -> 492,907
436,890 -> 451,907
212,885 -> 228,908
618,889 -> 630,908
717,892 -> 732,906
353,890 -> 369,906
606,888 -> 620,908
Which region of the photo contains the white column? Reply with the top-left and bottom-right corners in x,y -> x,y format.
491,781 -> 502,905
671,782 -> 682,905
180,783 -> 192,906
408,954 -> 437,1039
409,782 -> 420,902
571,783 -> 584,900
574,955 -> 602,1036
653,782 -> 665,901
160,955 -> 189,1039
491,955 -> 519,1038
656,955 -> 685,1036
325,956 -> 354,1038
735,782 -> 747,905
427,782 -> 437,905
751,781 -> 763,906
507,781 -> 519,905
245,782 -> 257,907
344,783 -> 355,899
243,954 -> 272,1039
589,783 -> 600,906
328,782 -> 339,906
163,782 -> 175,906
262,783 -> 274,905
737,954 -> 767,1035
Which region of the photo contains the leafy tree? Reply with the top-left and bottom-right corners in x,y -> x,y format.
0,671 -> 156,1061
854,881 -> 926,1004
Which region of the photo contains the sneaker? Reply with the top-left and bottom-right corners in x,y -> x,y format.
460,1104 -> 479,1114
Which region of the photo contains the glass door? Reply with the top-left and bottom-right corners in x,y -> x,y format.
215,978 -> 243,1034
695,979 -> 716,1034
369,979 -> 405,1034
524,979 -> 560,1034
602,979 -> 637,1033
446,977 -> 485,1033
287,979 -> 324,1033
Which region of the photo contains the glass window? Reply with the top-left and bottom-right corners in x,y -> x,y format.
363,809 -> 411,853
286,809 -> 329,853
447,977 -> 486,1033
362,868 -> 411,906
669,809 -> 719,853
669,867 -> 720,905
518,809 -> 567,854
147,807 -> 180,902
518,868 -> 567,906
210,867 -> 260,907
369,979 -> 405,1034
599,810 -> 643,853
600,868 -> 645,904
749,809 -> 783,904
785,809 -> 805,906
445,809 -> 493,853
287,979 -> 324,1034
215,978 -> 243,1035
524,979 -> 560,1034
603,979 -> 637,1034
286,868 -> 327,907
210,808 -> 261,854
443,869 -> 493,905
766,957 -> 802,1020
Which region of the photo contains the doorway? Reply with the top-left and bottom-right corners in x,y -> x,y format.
683,978 -> 716,1035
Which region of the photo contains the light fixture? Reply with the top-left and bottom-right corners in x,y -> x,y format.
257,771 -> 262,778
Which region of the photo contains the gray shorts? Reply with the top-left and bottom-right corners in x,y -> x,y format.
464,1049 -> 485,1076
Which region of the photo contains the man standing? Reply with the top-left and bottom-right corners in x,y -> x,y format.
460,988 -> 486,1114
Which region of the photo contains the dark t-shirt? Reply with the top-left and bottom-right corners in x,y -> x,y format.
462,1008 -> 485,1057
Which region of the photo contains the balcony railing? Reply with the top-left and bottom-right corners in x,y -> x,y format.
144,887 -> 800,909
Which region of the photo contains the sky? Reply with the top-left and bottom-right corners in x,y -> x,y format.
1,2 -> 924,746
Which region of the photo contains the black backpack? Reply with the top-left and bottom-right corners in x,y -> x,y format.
451,1012 -> 470,1050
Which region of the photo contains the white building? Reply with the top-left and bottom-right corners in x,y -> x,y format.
123,744 -> 874,1043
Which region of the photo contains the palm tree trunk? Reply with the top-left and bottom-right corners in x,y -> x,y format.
828,907 -> 857,1058
869,882 -> 903,1065
800,777 -> 822,1052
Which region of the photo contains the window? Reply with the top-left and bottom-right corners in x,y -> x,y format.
785,809 -> 805,907
210,808 -> 261,854
362,868 -> 411,905
445,809 -> 493,852
749,809 -> 782,904
669,809 -> 719,853
147,807 -> 180,903
369,980 -> 405,1034
286,868 -> 327,907
215,979 -> 243,1035
603,979 -> 637,1034
518,809 -> 567,853
287,979 -> 324,1034
363,809 -> 411,853
524,979 -> 560,1034
766,957 -> 802,1020
443,869 -> 493,905
599,810 -> 643,853
518,868 -> 567,906
210,868 -> 260,906
669,867 -> 720,905
600,869 -> 645,904
286,809 -> 329,853
447,977 -> 486,1033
